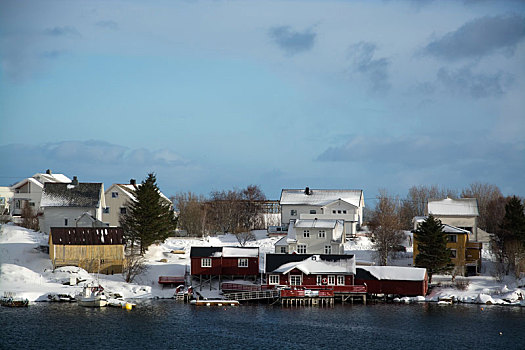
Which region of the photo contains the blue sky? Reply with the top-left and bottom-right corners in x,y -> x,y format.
1,0 -> 524,200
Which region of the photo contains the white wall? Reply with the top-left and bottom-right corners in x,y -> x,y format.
40,207 -> 97,234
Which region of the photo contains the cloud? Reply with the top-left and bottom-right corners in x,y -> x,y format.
43,26 -> 81,37
424,15 -> 525,60
96,20 -> 119,30
349,42 -> 391,93
317,135 -> 524,170
268,26 -> 316,55
436,66 -> 513,98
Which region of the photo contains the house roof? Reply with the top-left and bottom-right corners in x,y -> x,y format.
287,219 -> 344,243
356,266 -> 427,281
427,198 -> 479,217
12,173 -> 71,190
265,253 -> 355,274
41,182 -> 104,208
50,227 -> 124,245
272,255 -> 355,275
280,189 -> 364,207
106,183 -> 171,204
294,219 -> 340,229
190,246 -> 258,258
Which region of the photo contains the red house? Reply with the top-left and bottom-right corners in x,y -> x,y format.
355,266 -> 428,296
190,246 -> 259,282
265,254 -> 357,290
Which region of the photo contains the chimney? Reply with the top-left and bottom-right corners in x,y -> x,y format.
71,176 -> 79,186
46,169 -> 52,174
130,179 -> 136,186
305,186 -> 310,195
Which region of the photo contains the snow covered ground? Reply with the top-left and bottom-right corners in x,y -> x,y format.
1,223 -> 524,306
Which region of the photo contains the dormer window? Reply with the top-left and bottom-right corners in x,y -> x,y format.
112,192 -> 119,198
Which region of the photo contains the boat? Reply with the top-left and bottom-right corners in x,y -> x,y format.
1,297 -> 29,307
190,299 -> 239,306
78,284 -> 108,307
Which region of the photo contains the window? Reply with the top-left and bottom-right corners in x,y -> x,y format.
450,249 -> 457,258
64,218 -> 68,226
337,275 -> 345,285
324,245 -> 332,254
297,245 -> 307,254
120,207 -> 127,215
318,230 -> 326,238
112,192 -> 119,198
303,230 -> 310,238
316,275 -> 322,285
290,275 -> 302,286
15,200 -> 20,209
332,210 -> 336,214
280,246 -> 287,254
238,258 -> 248,267
290,210 -> 297,216
29,202 -> 35,207
103,207 -> 110,214
338,210 -> 342,214
269,275 -> 280,285
447,234 -> 457,243
310,210 -> 316,214
342,210 -> 347,214
201,258 -> 212,267
327,275 -> 335,285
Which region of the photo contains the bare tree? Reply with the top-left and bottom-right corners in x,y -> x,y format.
173,192 -> 207,237
461,182 -> 503,232
368,190 -> 404,266
21,201 -> 39,231
399,185 -> 458,230
122,252 -> 149,283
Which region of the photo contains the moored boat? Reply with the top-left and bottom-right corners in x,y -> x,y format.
190,299 -> 239,306
78,284 -> 108,307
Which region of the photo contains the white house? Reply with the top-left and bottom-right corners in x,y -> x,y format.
102,179 -> 172,227
280,187 -> 365,237
426,197 -> 483,242
0,186 -> 14,217
39,177 -> 106,234
274,218 -> 345,254
10,170 -> 71,220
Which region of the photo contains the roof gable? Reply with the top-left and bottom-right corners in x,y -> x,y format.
265,253 -> 355,273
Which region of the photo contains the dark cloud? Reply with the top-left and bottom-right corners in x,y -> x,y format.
349,42 -> 391,93
96,20 -> 119,30
43,26 -> 81,37
269,26 -> 316,55
437,66 -> 513,98
424,15 -> 525,60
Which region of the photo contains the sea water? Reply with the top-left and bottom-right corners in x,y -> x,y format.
1,301 -> 524,349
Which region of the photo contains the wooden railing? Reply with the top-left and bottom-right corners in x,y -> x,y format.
221,283 -> 274,292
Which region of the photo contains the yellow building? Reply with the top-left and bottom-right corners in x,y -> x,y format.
413,220 -> 481,276
49,227 -> 125,274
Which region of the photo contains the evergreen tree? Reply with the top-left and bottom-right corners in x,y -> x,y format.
120,173 -> 177,254
500,196 -> 525,242
414,215 -> 452,283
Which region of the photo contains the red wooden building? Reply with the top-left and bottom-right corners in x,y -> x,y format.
265,254 -> 356,288
355,266 -> 428,296
190,246 -> 259,280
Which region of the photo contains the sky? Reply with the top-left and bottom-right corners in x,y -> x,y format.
1,0 -> 524,201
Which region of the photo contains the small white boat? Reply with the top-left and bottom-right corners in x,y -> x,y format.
78,284 -> 108,307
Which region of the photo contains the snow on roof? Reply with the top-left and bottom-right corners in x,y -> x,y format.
280,189 -> 363,207
427,198 -> 479,217
37,173 -> 71,184
442,224 -> 470,234
110,183 -> 172,204
273,255 -> 355,275
294,219 -> 339,229
358,266 -> 427,281
222,247 -> 259,257
274,236 -> 288,246
41,183 -> 103,208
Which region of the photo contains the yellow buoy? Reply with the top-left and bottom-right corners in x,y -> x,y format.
124,302 -> 133,310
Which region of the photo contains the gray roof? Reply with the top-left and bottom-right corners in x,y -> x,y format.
280,189 -> 363,207
427,198 -> 479,217
41,183 -> 103,208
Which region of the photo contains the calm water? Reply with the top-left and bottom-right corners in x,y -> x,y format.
1,301 -> 524,350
